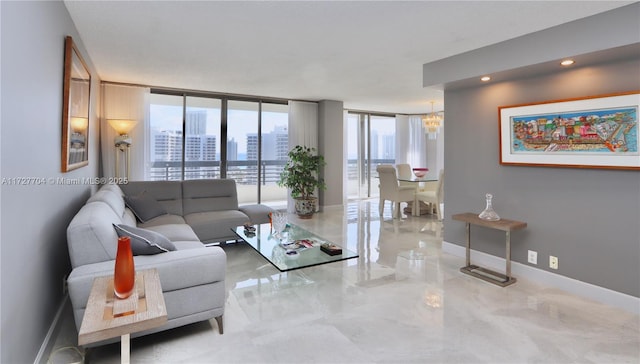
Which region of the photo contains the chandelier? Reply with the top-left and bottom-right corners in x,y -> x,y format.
422,101 -> 443,138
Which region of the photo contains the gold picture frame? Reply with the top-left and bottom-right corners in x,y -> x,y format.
61,36 -> 91,172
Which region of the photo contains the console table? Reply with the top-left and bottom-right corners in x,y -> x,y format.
78,269 -> 167,364
452,213 -> 527,287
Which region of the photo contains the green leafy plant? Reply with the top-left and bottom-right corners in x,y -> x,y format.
278,145 -> 327,200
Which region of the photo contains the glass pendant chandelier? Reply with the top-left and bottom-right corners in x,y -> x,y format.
422,101 -> 443,139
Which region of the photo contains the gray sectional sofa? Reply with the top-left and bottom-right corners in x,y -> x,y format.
66,179 -> 273,346
119,179 -> 272,243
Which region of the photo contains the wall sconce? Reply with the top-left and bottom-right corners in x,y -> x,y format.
108,119 -> 137,179
422,101 -> 443,140
70,117 -> 89,134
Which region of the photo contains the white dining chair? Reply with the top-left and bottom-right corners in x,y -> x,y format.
395,163 -> 413,186
376,164 -> 416,219
396,163 -> 424,215
415,169 -> 444,220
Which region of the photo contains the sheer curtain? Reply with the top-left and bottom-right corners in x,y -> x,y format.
101,84 -> 150,181
287,100 -> 319,212
395,115 -> 428,170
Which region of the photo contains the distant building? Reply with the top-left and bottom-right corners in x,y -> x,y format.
186,110 -> 207,135
247,125 -> 288,161
152,130 -> 183,162
247,134 -> 258,160
227,138 -> 238,160
151,130 -> 216,162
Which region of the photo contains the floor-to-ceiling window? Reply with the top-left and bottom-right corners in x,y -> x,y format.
185,97 -> 221,179
259,103 -> 289,205
149,94 -> 222,180
149,93 -> 185,180
227,100 -> 260,203
148,90 -> 288,206
347,112 -> 396,199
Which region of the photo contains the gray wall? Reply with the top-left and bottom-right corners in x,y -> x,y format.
1,2 -> 100,362
318,100 -> 346,208
443,59 -> 640,297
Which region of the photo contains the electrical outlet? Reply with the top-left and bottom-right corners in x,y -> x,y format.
549,256 -> 558,270
527,250 -> 538,265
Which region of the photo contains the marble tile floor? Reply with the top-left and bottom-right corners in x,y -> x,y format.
47,200 -> 639,364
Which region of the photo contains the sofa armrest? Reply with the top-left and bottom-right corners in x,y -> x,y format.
67,246 -> 226,312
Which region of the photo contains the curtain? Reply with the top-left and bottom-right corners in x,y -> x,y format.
288,101 -> 318,150
101,84 -> 150,181
287,101 -> 319,212
395,115 -> 428,169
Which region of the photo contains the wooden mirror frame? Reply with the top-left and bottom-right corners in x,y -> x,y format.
61,35 -> 91,172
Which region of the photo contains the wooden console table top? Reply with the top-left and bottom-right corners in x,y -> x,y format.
452,212 -> 527,232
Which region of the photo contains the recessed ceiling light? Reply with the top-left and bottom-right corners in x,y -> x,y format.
480,76 -> 491,82
560,59 -> 575,66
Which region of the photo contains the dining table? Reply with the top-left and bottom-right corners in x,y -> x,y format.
397,177 -> 438,216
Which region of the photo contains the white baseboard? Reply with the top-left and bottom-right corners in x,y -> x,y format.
442,241 -> 639,315
34,295 -> 69,364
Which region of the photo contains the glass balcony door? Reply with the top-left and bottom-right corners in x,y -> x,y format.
259,103 -> 289,207
227,100 -> 260,204
226,101 -> 289,206
347,112 -> 396,199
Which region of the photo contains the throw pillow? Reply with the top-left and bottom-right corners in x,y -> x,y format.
124,190 -> 167,223
113,224 -> 176,255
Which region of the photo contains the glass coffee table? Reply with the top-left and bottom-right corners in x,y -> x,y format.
233,223 -> 358,272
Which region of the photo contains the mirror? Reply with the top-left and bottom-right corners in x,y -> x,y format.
61,36 -> 91,172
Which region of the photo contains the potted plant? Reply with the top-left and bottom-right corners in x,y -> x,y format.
277,145 -> 327,219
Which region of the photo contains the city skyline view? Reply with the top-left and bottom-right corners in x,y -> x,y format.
151,103 -> 398,161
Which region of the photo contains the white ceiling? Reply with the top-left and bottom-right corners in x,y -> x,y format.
64,1 -> 633,114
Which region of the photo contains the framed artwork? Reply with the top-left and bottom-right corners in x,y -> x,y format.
61,36 -> 91,172
499,91 -> 639,170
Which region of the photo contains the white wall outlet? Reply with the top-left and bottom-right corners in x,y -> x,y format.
549,256 -> 558,270
527,250 -> 538,264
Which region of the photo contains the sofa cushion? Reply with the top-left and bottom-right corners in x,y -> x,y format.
120,181 -> 184,216
113,224 -> 176,255
68,246 -> 227,311
124,191 -> 168,223
182,179 -> 239,214
172,241 -> 207,250
143,223 -> 201,243
184,210 -> 249,242
138,214 -> 187,228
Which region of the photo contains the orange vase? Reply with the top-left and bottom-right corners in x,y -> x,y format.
114,236 -> 135,299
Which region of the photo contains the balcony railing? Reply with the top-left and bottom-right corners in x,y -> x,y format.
149,160 -> 287,183
150,159 -> 395,182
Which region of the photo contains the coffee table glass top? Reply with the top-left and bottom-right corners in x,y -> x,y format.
233,223 -> 358,272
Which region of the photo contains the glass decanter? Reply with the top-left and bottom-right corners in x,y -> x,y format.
478,193 -> 500,221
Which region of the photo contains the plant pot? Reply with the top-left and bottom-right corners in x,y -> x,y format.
294,197 -> 316,219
